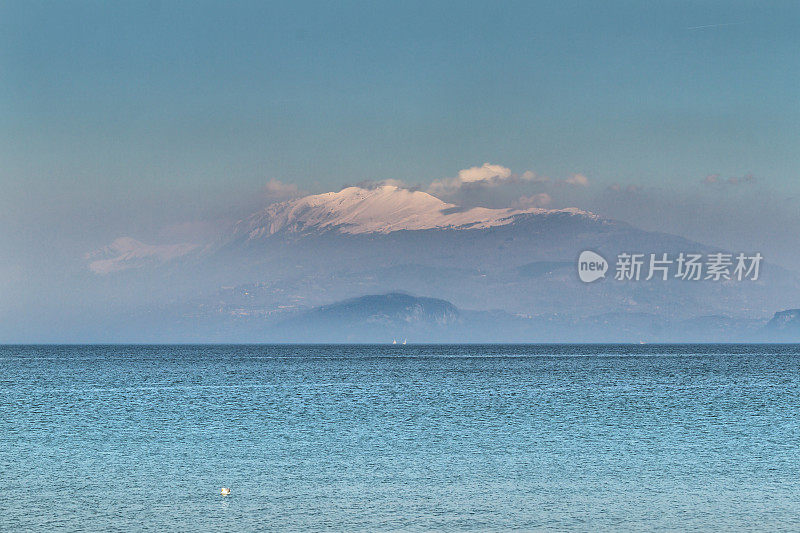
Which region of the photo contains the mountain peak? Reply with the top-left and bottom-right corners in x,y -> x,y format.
235,185 -> 598,239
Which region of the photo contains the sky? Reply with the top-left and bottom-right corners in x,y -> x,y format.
1,1 -> 799,311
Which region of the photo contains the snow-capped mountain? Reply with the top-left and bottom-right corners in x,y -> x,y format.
233,185 -> 598,239
87,186 -> 603,273
80,184 -> 800,342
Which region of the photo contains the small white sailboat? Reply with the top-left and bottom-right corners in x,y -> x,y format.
392,339 -> 397,344
402,339 -> 407,345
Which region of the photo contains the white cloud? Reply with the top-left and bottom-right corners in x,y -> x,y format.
428,163 -> 541,193
520,170 -> 549,183
513,193 -> 552,208
563,173 -> 590,186
457,163 -> 512,184
264,179 -> 301,199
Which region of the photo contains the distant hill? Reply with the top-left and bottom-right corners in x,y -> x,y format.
267,293 -> 771,343
304,292 -> 459,324
275,292 -> 461,342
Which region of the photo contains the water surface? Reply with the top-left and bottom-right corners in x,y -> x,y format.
2,344 -> 799,531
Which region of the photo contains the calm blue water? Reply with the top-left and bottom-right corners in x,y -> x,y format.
2,344 -> 800,531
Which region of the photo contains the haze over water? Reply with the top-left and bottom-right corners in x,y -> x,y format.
3,344 -> 800,531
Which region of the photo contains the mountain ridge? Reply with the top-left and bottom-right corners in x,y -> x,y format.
232,185 -> 599,239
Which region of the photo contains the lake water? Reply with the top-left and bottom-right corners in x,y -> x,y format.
2,344 -> 800,531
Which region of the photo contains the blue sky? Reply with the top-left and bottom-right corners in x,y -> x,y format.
1,1 -> 798,267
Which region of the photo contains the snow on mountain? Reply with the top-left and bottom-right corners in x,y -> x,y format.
87,186 -> 597,273
234,185 -> 598,239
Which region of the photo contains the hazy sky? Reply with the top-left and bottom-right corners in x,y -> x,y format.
1,1 -> 799,283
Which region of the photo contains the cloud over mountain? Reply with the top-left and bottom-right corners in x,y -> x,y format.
513,193 -> 553,208
563,173 -> 590,186
428,163 -> 544,193
263,178 -> 302,199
